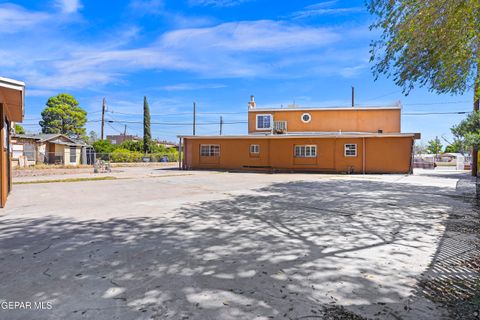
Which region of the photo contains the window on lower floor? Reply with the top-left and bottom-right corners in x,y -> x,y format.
344,144 -> 357,157
250,144 -> 260,154
24,144 -> 35,161
70,146 -> 77,162
294,145 -> 317,158
200,144 -> 220,156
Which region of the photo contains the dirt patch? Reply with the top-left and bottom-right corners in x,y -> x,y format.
13,163 -> 176,178
13,167 -> 96,178
417,177 -> 480,320
14,176 -> 118,184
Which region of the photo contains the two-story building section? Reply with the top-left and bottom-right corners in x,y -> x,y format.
179,96 -> 420,174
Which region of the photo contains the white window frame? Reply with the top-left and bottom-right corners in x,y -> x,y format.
256,114 -> 273,130
294,145 -> 317,158
200,144 -> 220,157
70,146 -> 77,163
274,121 -> 288,131
344,144 -> 357,157
250,144 -> 260,154
301,113 -> 312,123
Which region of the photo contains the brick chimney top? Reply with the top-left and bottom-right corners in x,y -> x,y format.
248,95 -> 256,109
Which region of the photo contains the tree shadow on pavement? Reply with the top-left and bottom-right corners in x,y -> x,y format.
0,177 -> 475,319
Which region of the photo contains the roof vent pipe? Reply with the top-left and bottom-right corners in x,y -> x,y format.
351,86 -> 355,107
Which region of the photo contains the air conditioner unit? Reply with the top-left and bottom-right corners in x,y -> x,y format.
273,121 -> 287,134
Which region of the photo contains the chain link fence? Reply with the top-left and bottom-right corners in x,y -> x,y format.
13,150 -> 179,167
95,152 -> 178,163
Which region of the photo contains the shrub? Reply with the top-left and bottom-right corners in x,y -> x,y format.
146,152 -> 179,162
93,140 -> 116,154
118,140 -> 143,152
165,152 -> 179,162
110,149 -> 143,163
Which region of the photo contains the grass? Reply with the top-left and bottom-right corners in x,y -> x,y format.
14,176 -> 118,185
436,162 -> 457,167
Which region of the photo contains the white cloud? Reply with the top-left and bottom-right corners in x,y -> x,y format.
55,0 -> 83,14
290,1 -> 364,19
13,20 -> 343,88
160,83 -> 227,91
188,0 -> 250,7
0,3 -> 368,91
25,89 -> 57,97
339,64 -> 368,78
160,20 -> 338,52
305,1 -> 339,10
0,4 -> 50,33
128,0 -> 164,14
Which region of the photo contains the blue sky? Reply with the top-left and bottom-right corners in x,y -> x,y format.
0,0 -> 474,144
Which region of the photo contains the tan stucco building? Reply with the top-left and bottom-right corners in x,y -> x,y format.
12,134 -> 94,167
179,96 -> 420,174
0,77 -> 25,207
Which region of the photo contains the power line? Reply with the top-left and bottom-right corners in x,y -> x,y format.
403,101 -> 470,106
20,110 -> 469,128
402,111 -> 470,115
106,122 -> 124,135
361,90 -> 402,103
106,109 -> 248,116
103,119 -> 248,126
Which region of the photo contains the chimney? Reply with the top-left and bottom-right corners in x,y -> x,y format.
248,95 -> 256,109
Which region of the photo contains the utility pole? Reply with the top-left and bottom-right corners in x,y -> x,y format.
351,86 -> 355,107
101,97 -> 106,140
123,125 -> 127,137
219,116 -> 223,135
472,80 -> 479,177
193,101 -> 196,136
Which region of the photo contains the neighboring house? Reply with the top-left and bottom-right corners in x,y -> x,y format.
439,153 -> 470,170
107,134 -> 141,145
413,154 -> 436,169
11,134 -> 95,166
0,77 -> 25,208
156,140 -> 179,150
439,153 -> 463,162
179,96 -> 421,174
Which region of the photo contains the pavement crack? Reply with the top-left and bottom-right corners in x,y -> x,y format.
33,243 -> 53,255
109,279 -> 121,287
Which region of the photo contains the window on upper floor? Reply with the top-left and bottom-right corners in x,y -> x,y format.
301,113 -> 312,123
256,114 -> 272,130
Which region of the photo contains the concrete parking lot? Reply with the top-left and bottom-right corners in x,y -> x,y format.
0,167 -> 478,319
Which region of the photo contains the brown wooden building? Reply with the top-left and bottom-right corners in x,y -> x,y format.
0,77 -> 25,207
179,96 -> 420,174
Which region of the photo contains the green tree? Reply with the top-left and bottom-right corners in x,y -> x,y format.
39,94 -> 87,139
119,140 -> 143,152
451,111 -> 480,150
14,124 -> 25,134
367,0 -> 480,173
143,96 -> 151,154
426,137 -> 443,155
119,140 -> 166,154
92,139 -> 116,155
413,141 -> 427,155
88,130 -> 98,144
444,142 -> 463,154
